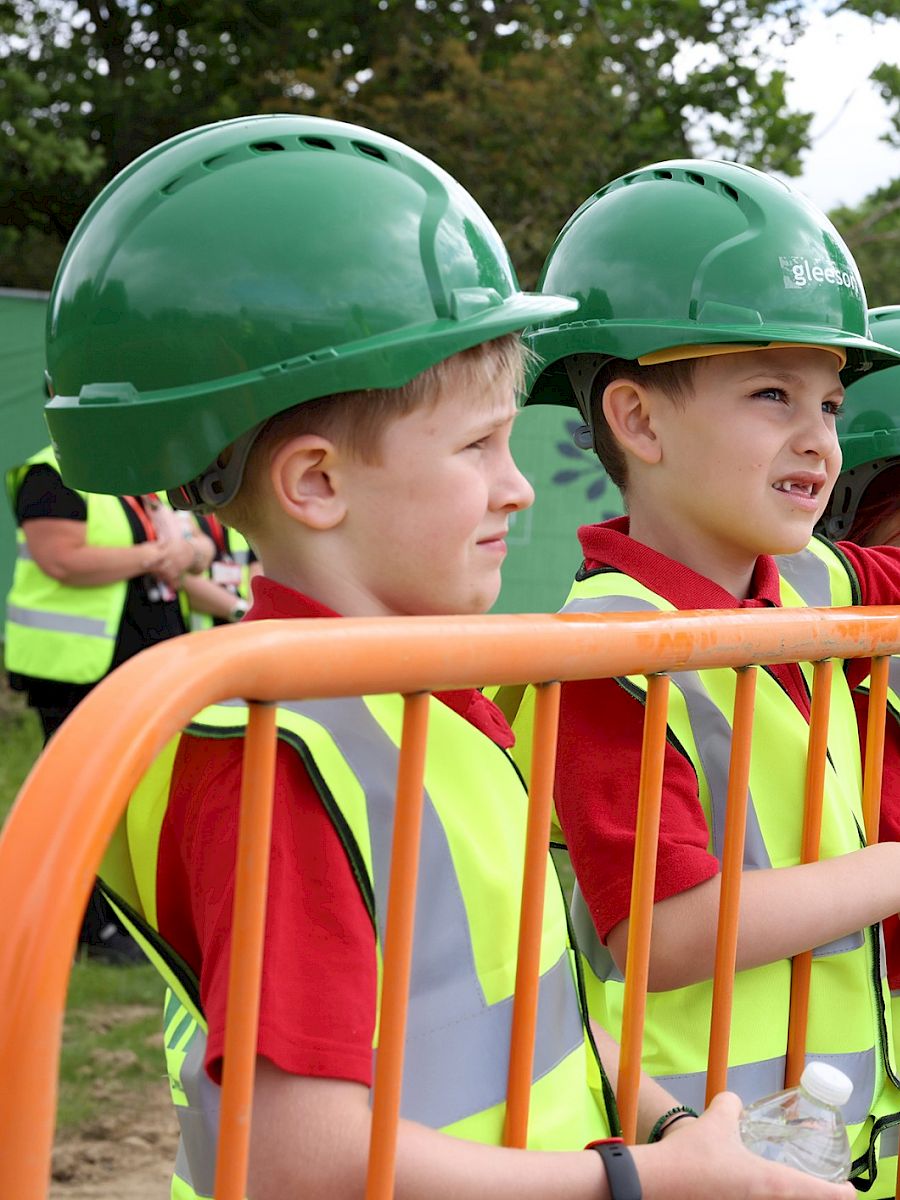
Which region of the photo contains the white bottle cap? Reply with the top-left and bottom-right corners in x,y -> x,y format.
800,1062 -> 853,1107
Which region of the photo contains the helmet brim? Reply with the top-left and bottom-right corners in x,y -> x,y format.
524,320 -> 900,408
47,292 -> 578,496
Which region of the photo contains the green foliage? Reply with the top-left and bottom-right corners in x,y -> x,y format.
832,177 -> 900,309
1,0 -> 831,289
59,961 -> 165,1129
0,688 -> 41,825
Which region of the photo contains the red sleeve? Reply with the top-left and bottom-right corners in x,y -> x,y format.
555,677 -> 719,943
837,542 -> 900,689
157,735 -> 376,1087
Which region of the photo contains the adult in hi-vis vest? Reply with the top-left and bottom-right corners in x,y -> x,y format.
4,445 -> 213,964
509,161 -> 900,1195
817,304 -> 900,1070
39,118 -> 849,1200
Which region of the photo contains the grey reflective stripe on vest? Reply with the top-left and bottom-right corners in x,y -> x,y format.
775,547 -> 833,608
880,1121 -> 900,1160
5,604 -> 113,638
173,1023 -> 219,1198
231,549 -> 250,565
273,696 -> 584,1126
659,1048 -> 876,1126
16,543 -> 32,561
571,883 -> 624,983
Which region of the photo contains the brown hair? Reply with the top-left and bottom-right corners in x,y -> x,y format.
589,357 -> 697,491
219,334 -> 526,534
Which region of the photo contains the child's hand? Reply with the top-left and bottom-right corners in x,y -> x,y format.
637,1091 -> 856,1199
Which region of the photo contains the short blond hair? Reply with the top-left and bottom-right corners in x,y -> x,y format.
219,334 -> 526,536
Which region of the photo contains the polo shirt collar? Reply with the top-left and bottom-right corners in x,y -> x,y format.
577,516 -> 782,610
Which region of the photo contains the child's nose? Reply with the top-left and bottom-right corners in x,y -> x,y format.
499,455 -> 535,512
799,410 -> 840,460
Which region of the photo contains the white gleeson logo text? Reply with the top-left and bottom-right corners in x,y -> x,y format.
780,255 -> 860,295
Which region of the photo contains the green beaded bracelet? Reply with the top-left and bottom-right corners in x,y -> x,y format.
647,1104 -> 699,1143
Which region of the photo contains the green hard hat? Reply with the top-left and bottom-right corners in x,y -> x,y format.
46,114 -> 577,505
524,159 -> 900,419
819,305 -> 900,539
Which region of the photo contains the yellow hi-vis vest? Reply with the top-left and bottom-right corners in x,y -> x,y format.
100,691 -> 616,1199
4,446 -> 132,684
511,537 -> 900,1193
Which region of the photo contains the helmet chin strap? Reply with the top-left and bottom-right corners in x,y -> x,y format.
565,354 -> 611,453
818,458 -> 897,541
167,427 -> 262,513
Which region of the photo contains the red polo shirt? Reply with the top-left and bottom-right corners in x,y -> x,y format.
556,517 -> 900,947
156,576 -> 514,1085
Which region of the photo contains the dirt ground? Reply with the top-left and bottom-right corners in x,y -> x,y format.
50,1080 -> 179,1200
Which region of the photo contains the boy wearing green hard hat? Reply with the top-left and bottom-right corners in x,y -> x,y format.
515,161 -> 900,1195
41,120 -> 850,1200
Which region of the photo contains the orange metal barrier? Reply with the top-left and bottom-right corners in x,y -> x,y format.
0,606 -> 898,1198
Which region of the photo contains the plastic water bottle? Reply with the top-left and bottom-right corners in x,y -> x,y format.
738,1062 -> 852,1182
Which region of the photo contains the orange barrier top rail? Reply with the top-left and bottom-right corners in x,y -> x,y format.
0,606 -> 898,1199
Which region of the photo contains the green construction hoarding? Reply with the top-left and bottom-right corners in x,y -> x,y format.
495,406 -> 621,613
0,290 -> 51,631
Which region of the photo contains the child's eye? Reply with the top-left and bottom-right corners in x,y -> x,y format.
823,401 -> 844,418
753,386 -> 787,402
465,437 -> 489,451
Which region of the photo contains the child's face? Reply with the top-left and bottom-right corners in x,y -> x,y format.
647,346 -> 843,567
337,368 -> 534,617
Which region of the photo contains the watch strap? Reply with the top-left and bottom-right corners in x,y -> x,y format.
586,1139 -> 642,1200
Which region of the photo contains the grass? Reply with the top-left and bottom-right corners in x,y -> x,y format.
0,681 -> 166,1129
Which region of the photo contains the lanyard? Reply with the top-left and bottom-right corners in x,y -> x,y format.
121,494 -> 158,543
202,513 -> 229,558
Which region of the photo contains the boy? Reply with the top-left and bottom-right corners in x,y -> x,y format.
517,159 -> 900,1194
43,118 -> 850,1200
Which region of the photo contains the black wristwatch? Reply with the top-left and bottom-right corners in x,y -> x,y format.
586,1139 -> 642,1200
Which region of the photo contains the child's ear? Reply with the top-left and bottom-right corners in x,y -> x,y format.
269,436 -> 348,530
602,380 -> 663,466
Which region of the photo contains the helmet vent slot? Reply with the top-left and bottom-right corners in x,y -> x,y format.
653,169 -> 673,180
687,171 -> 706,186
251,141 -> 285,153
353,141 -> 388,162
720,182 -> 740,203
161,176 -> 184,195
300,136 -> 336,151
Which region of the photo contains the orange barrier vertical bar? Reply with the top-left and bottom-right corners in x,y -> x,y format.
785,658 -> 833,1088
365,693 -> 430,1200
214,702 -> 278,1200
863,655 -> 890,846
706,666 -> 758,1105
503,681 -> 562,1149
617,672 -> 670,1144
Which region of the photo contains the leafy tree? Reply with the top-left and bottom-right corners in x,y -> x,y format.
0,0 -> 887,289
832,178 -> 900,309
